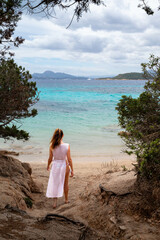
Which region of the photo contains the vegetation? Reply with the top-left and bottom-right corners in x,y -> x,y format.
24,197 -> 33,208
138,0 -> 160,15
0,0 -> 24,57
0,59 -> 39,140
23,0 -> 160,17
112,72 -> 146,80
22,1 -> 159,29
121,165 -> 128,172
116,55 -> 160,181
0,0 -> 39,141
24,0 -> 104,24
97,72 -> 149,80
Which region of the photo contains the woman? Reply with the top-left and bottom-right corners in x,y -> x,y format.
46,128 -> 74,208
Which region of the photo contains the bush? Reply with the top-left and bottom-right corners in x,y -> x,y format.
24,197 -> 33,208
116,55 -> 160,181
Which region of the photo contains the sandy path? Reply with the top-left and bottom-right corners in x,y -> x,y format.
23,158 -> 160,240
27,159 -> 135,218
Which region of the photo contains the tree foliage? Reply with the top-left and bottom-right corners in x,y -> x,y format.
0,1 -> 39,141
0,0 -> 24,57
0,59 -> 39,140
24,0 -> 104,20
23,0 -> 160,20
138,0 -> 160,15
116,55 -> 160,180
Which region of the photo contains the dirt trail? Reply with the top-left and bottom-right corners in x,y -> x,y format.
27,163 -> 160,240
1,154 -> 160,240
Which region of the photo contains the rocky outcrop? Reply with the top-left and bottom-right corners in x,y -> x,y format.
21,162 -> 32,175
0,153 -> 43,210
77,171 -> 160,240
0,206 -> 101,240
0,150 -> 19,156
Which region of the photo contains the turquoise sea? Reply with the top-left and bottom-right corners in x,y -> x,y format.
0,79 -> 146,162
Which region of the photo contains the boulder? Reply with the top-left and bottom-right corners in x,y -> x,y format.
0,207 -> 99,240
30,180 -> 44,193
21,162 -> 32,175
0,153 -> 43,210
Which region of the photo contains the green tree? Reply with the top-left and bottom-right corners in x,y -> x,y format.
138,0 -> 160,15
0,59 -> 39,140
0,1 -> 39,141
23,0 -> 159,19
24,0 -> 104,20
0,0 -> 24,57
116,55 -> 160,181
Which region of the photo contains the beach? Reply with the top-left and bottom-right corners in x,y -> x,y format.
22,156 -> 160,239
1,149 -> 160,239
28,156 -> 136,218
24,155 -> 137,232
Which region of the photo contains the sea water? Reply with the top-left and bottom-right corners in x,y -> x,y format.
0,79 -> 146,162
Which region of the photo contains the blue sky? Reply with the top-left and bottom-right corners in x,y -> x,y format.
14,0 -> 160,77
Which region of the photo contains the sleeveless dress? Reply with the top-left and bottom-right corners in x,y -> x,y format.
46,143 -> 69,198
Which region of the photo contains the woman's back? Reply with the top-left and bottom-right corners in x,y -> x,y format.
46,129 -> 73,205
53,143 -> 69,160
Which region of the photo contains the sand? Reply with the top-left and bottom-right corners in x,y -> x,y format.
1,150 -> 160,239
27,157 -> 136,218
22,156 -> 160,240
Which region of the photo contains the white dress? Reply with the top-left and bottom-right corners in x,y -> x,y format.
46,143 -> 69,198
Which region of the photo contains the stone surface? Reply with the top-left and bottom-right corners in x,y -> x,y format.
100,171 -> 136,195
0,154 -> 43,210
21,162 -> 32,175
30,180 -> 44,193
0,207 -> 100,240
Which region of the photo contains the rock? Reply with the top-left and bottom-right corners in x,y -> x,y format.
21,162 -> 32,175
0,177 -> 26,210
100,171 -> 136,196
152,188 -> 160,204
0,150 -> 19,156
0,208 -> 99,240
30,180 -> 44,193
0,154 -> 25,178
110,216 -> 117,224
119,225 -> 127,231
0,154 -> 41,210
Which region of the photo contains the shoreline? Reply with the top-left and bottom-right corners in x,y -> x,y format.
8,150 -> 137,165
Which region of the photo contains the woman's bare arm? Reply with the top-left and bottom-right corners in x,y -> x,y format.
67,145 -> 74,177
47,147 -> 53,171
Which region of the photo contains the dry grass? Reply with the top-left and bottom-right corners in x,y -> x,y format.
100,160 -> 120,173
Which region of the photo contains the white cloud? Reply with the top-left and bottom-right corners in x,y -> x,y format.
14,0 -> 160,76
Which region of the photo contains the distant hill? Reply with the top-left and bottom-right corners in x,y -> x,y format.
97,72 -> 147,80
32,71 -> 86,79
112,72 -> 146,80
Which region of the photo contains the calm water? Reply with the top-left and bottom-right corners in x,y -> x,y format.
0,79 -> 146,161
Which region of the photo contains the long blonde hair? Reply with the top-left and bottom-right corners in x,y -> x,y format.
50,128 -> 64,149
